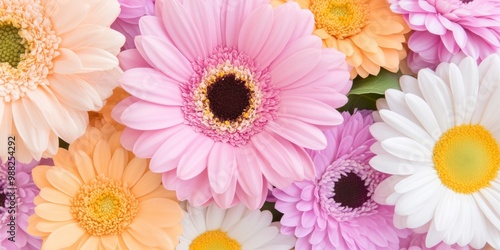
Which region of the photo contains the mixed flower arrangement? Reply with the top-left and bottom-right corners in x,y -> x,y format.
1,0 -> 499,249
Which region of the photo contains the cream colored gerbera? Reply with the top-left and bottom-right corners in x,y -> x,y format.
272,0 -> 410,78
27,124 -> 183,250
0,0 -> 125,163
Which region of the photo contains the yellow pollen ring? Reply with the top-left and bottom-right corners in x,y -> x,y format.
433,124 -> 500,194
189,230 -> 241,250
310,0 -> 370,39
71,174 -> 138,236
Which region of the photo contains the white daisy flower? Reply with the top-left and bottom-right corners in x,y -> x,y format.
177,203 -> 295,250
370,54 -> 500,249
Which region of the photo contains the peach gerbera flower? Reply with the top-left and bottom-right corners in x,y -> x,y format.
273,0 -> 410,78
0,0 -> 125,163
27,124 -> 183,250
89,87 -> 130,130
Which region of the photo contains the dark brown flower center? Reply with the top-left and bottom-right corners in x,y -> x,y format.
207,74 -> 251,122
332,172 -> 370,209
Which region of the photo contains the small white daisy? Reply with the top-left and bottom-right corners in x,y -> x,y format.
177,203 -> 295,250
370,54 -> 500,249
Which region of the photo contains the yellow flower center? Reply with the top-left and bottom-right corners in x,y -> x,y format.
433,124 -> 500,194
310,0 -> 370,39
0,24 -> 28,68
0,0 -> 60,102
71,174 -> 138,236
189,230 -> 241,250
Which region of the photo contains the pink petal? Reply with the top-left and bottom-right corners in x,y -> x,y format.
278,96 -> 343,126
138,16 -> 169,40
149,126 -> 199,173
235,146 -> 264,197
135,36 -> 193,83
267,118 -> 326,150
254,2 -> 299,67
270,48 -> 321,89
207,142 -> 237,194
120,127 -> 142,151
133,125 -> 184,158
158,0 -> 207,60
184,0 -> 219,54
251,131 -> 305,180
120,68 -> 182,106
177,136 -> 214,180
118,49 -> 150,70
120,101 -> 184,130
212,175 -> 237,208
237,4 -> 273,59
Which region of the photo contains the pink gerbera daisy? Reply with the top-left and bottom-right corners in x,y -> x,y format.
111,0 -> 156,50
273,111 -> 410,249
113,0 -> 351,209
0,159 -> 42,250
390,0 -> 500,73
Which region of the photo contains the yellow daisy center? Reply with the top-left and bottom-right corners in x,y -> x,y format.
71,174 -> 139,236
310,0 -> 370,39
0,24 -> 28,68
433,124 -> 500,194
189,230 -> 241,250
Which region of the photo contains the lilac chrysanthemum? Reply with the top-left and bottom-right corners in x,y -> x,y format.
0,159 -> 47,250
111,0 -> 156,50
273,111 -> 410,249
113,0 -> 351,209
390,0 -> 500,73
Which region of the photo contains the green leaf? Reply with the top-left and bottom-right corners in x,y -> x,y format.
349,69 -> 402,96
338,93 -> 384,113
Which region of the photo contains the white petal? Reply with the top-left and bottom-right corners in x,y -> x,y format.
395,179 -> 441,216
381,137 -> 433,162
418,69 -> 454,131
434,191 -> 460,232
405,94 -> 442,140
458,57 -> 479,123
379,109 -> 435,149
393,168 -> 437,193
384,89 -> 420,125
448,64 -> 467,125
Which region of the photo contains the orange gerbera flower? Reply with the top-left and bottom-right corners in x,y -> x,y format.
273,0 -> 410,78
27,124 -> 183,250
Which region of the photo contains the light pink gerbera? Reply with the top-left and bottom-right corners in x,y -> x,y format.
111,0 -> 156,50
389,0 -> 500,73
113,0 -> 351,209
0,159 -> 43,250
273,111 -> 410,249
